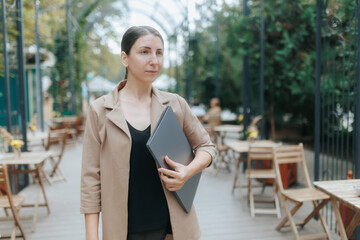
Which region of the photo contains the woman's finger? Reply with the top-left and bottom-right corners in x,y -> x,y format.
158,168 -> 178,178
160,173 -> 178,185
166,185 -> 180,192
164,156 -> 183,171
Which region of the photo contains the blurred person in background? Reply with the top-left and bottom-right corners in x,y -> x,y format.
80,26 -> 216,240
203,98 -> 222,138
203,98 -> 222,124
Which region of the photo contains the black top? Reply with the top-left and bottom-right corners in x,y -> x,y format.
127,122 -> 170,234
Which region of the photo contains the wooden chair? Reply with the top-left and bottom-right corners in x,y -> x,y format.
203,115 -> 231,175
246,144 -> 281,218
212,141 -> 231,175
231,140 -> 276,194
0,164 -> 26,240
43,129 -> 68,184
229,147 -> 248,209
249,115 -> 262,130
212,127 -> 232,176
273,143 -> 332,240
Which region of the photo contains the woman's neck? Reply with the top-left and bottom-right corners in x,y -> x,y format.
120,79 -> 152,103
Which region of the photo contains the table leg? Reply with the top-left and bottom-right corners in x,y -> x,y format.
31,181 -> 40,232
330,198 -> 348,240
221,133 -> 225,145
231,151 -> 241,194
346,211 -> 360,239
36,166 -> 51,214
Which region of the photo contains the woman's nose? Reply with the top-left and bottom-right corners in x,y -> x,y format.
149,53 -> 159,64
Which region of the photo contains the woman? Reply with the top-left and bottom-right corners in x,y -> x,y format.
80,26 -> 216,240
204,98 -> 222,124
203,98 -> 222,138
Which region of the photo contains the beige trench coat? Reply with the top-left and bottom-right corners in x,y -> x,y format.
80,81 -> 217,240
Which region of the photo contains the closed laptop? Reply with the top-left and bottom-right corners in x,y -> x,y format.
146,106 -> 201,213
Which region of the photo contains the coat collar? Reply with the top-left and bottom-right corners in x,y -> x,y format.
104,80 -> 170,137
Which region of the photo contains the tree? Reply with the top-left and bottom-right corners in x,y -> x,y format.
41,0 -> 127,115
188,1 -> 319,140
72,0 -> 126,113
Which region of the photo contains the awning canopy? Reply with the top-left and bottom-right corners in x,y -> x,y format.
88,75 -> 117,93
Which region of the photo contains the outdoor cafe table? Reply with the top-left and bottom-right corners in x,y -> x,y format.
213,124 -> 244,144
51,116 -> 78,125
0,151 -> 52,231
314,179 -> 360,240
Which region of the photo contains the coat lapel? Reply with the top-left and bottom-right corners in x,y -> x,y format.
105,81 -> 131,139
106,106 -> 130,139
150,87 -> 169,133
104,81 -> 169,137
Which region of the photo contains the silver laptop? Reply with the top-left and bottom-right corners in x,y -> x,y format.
146,106 -> 202,213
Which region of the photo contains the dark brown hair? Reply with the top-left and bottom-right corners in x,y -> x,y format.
121,26 -> 164,79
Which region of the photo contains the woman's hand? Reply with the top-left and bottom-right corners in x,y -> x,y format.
158,156 -> 191,191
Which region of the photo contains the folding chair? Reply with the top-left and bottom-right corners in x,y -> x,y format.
43,129 -> 68,184
273,143 -> 332,240
231,140 -> 276,193
0,164 -> 26,240
246,144 -> 281,218
230,147 -> 248,209
249,115 -> 262,130
203,116 -> 231,175
212,132 -> 231,175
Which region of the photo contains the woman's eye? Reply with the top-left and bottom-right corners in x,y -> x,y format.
141,50 -> 148,54
157,51 -> 163,56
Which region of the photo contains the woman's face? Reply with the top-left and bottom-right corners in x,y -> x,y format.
122,34 -> 164,84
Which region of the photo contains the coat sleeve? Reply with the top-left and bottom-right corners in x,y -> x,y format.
80,104 -> 102,214
176,95 -> 217,164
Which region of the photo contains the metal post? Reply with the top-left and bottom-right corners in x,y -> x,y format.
16,0 -> 28,151
259,0 -> 264,139
175,36 -> 180,94
1,0 -> 11,133
184,3 -> 191,102
35,0 -> 44,131
356,0 -> 360,180
314,0 -> 322,181
215,9 -> 219,98
242,0 -> 250,136
66,0 -> 75,115
185,34 -> 191,102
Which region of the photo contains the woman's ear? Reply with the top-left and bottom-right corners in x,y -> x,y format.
121,51 -> 128,67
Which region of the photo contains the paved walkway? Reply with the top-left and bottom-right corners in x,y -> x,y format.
4,141 -> 340,239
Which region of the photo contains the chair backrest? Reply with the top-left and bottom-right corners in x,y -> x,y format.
0,164 -> 15,207
45,129 -> 68,155
273,143 -> 311,192
247,144 -> 274,170
0,164 -> 26,239
249,115 -> 262,129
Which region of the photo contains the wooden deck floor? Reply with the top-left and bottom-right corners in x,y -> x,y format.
1,142 -> 340,239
